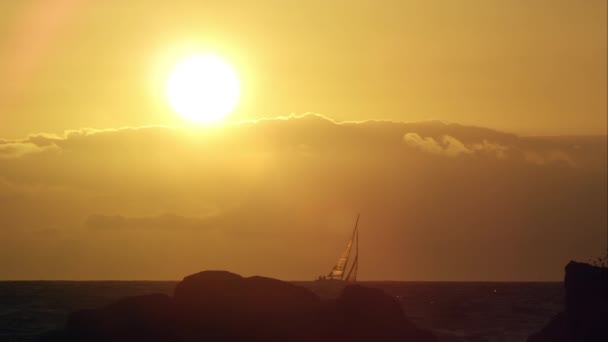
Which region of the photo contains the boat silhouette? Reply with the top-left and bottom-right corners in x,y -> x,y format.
318,214 -> 359,282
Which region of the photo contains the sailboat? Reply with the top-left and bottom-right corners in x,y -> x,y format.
319,214 -> 360,282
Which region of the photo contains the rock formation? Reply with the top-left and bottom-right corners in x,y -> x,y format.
39,270 -> 437,342
527,261 -> 608,342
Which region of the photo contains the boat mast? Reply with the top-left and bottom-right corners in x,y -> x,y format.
345,214 -> 360,282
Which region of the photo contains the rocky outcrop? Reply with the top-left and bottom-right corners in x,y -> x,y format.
39,270 -> 437,342
528,261 -> 608,342
336,285 -> 437,341
173,270 -> 323,341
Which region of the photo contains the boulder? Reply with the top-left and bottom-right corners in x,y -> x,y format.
334,285 -> 437,342
174,271 -> 320,314
173,270 -> 322,341
528,261 -> 608,342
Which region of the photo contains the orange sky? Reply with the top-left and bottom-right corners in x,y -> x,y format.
1,115 -> 606,280
0,0 -> 606,137
0,1 -> 606,281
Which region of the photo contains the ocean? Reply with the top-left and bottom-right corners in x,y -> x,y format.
0,281 -> 562,342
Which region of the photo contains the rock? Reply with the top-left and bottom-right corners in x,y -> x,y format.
173,270 -> 322,341
174,271 -> 320,314
334,285 -> 437,342
564,261 -> 607,324
39,270 -> 437,342
528,261 -> 608,342
39,293 -> 179,342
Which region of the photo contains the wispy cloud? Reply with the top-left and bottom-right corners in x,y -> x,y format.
403,133 -> 475,157
0,141 -> 57,159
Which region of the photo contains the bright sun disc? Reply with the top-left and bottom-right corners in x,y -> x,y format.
167,54 -> 240,123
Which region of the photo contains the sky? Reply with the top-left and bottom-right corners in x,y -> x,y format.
0,1 -> 606,280
0,0 -> 606,137
1,115 -> 606,280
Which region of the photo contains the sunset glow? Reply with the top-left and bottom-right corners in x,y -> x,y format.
1,2 -> 607,340
0,0 -> 605,284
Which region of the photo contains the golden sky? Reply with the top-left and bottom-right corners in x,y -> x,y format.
0,1 -> 606,281
1,115 -> 606,280
1,0 -> 606,137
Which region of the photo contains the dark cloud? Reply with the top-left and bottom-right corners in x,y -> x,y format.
0,114 -> 605,280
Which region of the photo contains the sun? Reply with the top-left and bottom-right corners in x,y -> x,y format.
166,54 -> 240,123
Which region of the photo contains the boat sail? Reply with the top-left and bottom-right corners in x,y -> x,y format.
325,214 -> 359,282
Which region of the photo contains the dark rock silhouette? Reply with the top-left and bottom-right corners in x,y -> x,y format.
69,294 -> 178,341
336,285 -> 437,341
527,261 -> 608,342
173,270 -> 323,341
38,270 -> 437,342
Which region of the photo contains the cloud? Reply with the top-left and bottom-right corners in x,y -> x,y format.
0,114 -> 605,280
524,150 -> 576,166
402,130 -> 583,165
0,113 -> 580,165
403,133 -> 445,155
403,133 -> 475,157
0,141 -> 56,159
471,140 -> 508,159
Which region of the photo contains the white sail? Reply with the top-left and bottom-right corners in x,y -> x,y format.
328,238 -> 354,279
327,215 -> 359,281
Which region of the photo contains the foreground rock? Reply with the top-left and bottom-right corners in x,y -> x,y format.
39,270 -> 437,342
527,261 -> 608,342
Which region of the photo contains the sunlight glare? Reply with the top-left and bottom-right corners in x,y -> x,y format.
167,54 -> 240,123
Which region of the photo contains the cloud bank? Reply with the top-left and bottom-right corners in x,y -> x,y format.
0,114 -> 606,280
